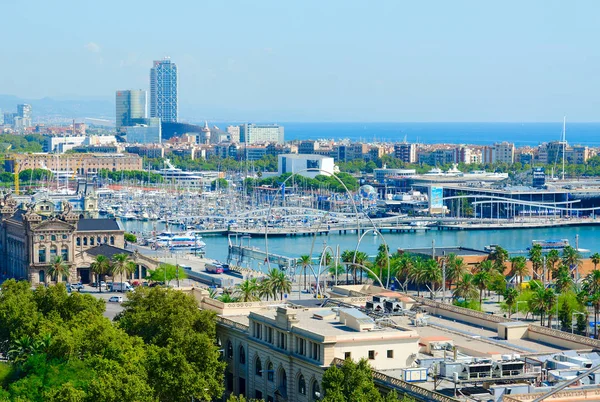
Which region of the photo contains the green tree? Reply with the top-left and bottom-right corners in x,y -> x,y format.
236,278 -> 260,302
90,255 -> 111,293
445,254 -> 467,291
116,287 -> 226,402
528,244 -> 543,281
510,256 -> 528,288
48,256 -> 70,284
148,263 -> 187,286
111,253 -> 136,291
503,288 -> 519,318
266,268 -> 292,300
473,270 -> 491,306
211,178 -> 229,191
452,273 -> 478,301
298,254 -> 312,291
124,233 -> 137,243
489,246 -> 509,273
546,249 -> 561,280
591,253 -> 600,270
321,358 -> 402,402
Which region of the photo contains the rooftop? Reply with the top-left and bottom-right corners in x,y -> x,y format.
76,218 -> 122,232
400,246 -> 490,257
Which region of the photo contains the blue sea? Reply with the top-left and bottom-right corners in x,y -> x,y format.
259,122 -> 600,147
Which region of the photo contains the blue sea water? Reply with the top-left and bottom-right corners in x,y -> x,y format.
274,122 -> 600,147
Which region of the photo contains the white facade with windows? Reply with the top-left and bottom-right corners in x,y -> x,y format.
240,123 -> 284,144
216,306 -> 419,402
278,154 -> 335,178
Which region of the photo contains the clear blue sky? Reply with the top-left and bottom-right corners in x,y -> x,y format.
1,0 -> 599,122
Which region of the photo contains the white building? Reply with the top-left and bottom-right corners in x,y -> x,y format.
493,142 -> 515,164
217,306 -> 419,402
240,124 -> 284,145
278,154 -> 335,178
45,135 -> 118,153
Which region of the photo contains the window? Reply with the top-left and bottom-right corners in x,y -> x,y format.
226,372 -> 234,392
49,246 -> 57,258
311,342 -> 320,361
39,235 -> 45,240
255,356 -> 262,376
255,390 -> 263,400
267,362 -> 274,382
368,350 -> 375,360
103,236 -> 108,243
298,337 -> 305,355
51,235 -> 56,241
279,332 -> 286,350
387,350 -> 394,359
298,375 -> 306,395
227,341 -> 233,359
90,237 -> 95,246
83,237 -> 88,246
97,236 -> 101,244
239,345 -> 246,364
61,247 -> 68,262
267,327 -> 273,344
62,234 -> 67,240
279,368 -> 287,391
76,237 -> 81,246
312,381 -> 321,401
38,248 -> 46,263
344,352 -> 351,360
267,396 -> 274,402
110,236 -> 115,245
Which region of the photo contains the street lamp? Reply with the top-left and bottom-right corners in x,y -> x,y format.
516,301 -> 528,321
572,311 -> 587,334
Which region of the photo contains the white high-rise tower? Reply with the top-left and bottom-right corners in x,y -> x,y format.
150,57 -> 178,123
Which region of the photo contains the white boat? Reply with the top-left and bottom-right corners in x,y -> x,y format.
120,212 -> 137,220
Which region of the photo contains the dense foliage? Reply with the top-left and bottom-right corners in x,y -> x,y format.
244,172 -> 359,192
98,169 -> 164,184
322,358 -> 414,402
0,281 -> 224,401
0,134 -> 45,153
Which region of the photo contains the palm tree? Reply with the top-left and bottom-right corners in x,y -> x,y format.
218,293 -> 238,303
555,265 -> 574,294
393,254 -> 413,292
503,288 -> 519,318
267,268 -> 292,300
352,251 -> 370,285
546,249 -> 561,281
111,253 -> 135,291
543,288 -> 557,328
591,253 -> 600,270
510,256 -> 528,288
528,244 -> 543,281
374,247 -> 389,283
452,273 -> 478,301
47,256 -> 69,284
298,255 -> 312,290
562,245 -> 581,271
529,287 -> 549,326
445,254 -> 467,291
473,270 -> 491,306
236,278 -> 260,302
489,246 -> 509,273
583,269 -> 600,337
419,259 -> 442,300
410,257 -> 425,297
90,255 -> 111,293
258,278 -> 275,301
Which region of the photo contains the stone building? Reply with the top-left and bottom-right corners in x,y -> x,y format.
0,193 -> 157,285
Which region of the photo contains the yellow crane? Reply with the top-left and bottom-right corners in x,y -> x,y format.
71,155 -> 84,180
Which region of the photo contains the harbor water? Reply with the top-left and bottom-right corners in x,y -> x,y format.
121,220 -> 600,268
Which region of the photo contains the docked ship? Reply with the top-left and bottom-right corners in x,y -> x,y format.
529,239 -> 569,250
153,231 -> 207,249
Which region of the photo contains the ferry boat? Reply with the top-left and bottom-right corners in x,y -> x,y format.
154,232 -> 207,249
529,239 -> 569,250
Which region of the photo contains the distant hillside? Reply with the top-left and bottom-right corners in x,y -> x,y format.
0,95 -> 114,120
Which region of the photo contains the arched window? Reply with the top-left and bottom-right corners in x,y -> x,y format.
239,345 -> 246,364
227,341 -> 233,359
83,237 -> 88,246
76,237 -> 81,246
38,248 -> 46,263
110,236 -> 115,245
278,368 -> 287,391
267,362 -> 274,382
90,237 -> 95,246
51,235 -> 56,241
61,247 -> 68,262
104,236 -> 108,243
97,236 -> 101,244
49,245 -> 57,258
255,356 -> 262,376
312,381 -> 321,400
298,374 -> 306,395
39,270 -> 45,284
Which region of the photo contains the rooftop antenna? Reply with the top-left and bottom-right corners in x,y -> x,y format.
561,116 -> 566,181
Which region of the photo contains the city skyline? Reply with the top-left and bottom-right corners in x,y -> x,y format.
0,1 -> 599,122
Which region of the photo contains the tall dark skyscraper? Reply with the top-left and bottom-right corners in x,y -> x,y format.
150,58 -> 178,123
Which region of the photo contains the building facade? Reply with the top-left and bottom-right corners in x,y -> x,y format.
116,90 -> 147,131
125,118 -> 162,144
394,143 -> 417,164
278,154 -> 334,178
493,142 -> 515,164
150,58 -> 178,123
0,194 -> 158,285
5,153 -> 143,175
240,124 -> 284,145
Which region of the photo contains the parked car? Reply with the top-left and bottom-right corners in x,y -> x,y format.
70,282 -> 84,290
108,296 -> 123,303
91,281 -> 107,289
